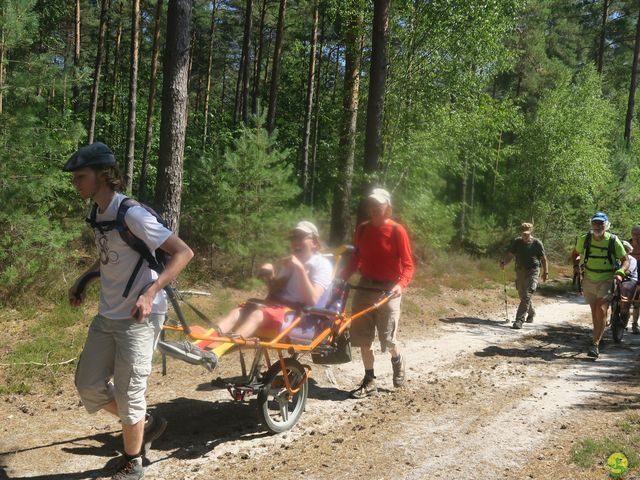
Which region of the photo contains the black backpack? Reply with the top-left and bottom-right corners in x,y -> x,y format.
86,197 -> 170,297
582,232 -> 619,274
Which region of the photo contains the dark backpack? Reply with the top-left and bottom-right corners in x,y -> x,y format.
582,232 -> 619,274
86,197 -> 170,297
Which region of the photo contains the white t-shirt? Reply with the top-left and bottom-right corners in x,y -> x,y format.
276,253 -> 333,307
90,193 -> 172,319
628,256 -> 638,282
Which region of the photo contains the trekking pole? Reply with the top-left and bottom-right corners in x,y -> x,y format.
502,268 -> 510,323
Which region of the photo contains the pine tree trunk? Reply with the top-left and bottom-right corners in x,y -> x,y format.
139,0 -> 164,201
154,0 -> 192,232
493,132 -> 502,198
0,24 -> 5,115
240,0 -> 254,124
101,5 -> 112,113
263,28 -> 272,90
187,25 -> 196,92
363,0 -> 389,176
220,61 -> 227,115
266,0 -> 287,133
459,156 -> 468,243
300,1 -> 319,203
233,47 -> 244,124
625,4 -> 640,145
332,45 -> 340,104
72,0 -> 81,114
251,0 -> 268,114
358,0 -> 390,222
329,11 -> 363,246
597,0 -> 608,74
202,0 -> 217,147
310,6 -> 325,208
88,0 -> 110,144
110,4 -> 124,115
124,0 -> 141,194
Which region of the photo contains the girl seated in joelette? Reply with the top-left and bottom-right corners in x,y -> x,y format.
213,221 -> 332,345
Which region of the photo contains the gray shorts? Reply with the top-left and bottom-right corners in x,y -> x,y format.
582,278 -> 613,305
349,278 -> 402,352
75,313 -> 164,425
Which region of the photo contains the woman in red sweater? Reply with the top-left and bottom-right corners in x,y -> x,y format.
342,188 -> 414,398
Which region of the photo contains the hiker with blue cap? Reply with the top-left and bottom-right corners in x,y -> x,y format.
572,212 -> 629,358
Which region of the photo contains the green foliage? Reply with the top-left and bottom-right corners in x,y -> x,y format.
182,112 -> 304,274
0,108 -> 85,302
0,0 -> 39,49
508,66 -> 615,246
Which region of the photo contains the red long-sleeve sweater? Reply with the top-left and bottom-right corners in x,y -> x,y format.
342,220 -> 414,288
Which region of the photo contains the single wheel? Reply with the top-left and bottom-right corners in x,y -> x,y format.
611,295 -> 625,343
257,358 -> 308,433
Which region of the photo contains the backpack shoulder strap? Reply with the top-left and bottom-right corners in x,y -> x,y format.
115,197 -> 138,231
85,202 -> 118,234
116,197 -> 164,297
608,234 -> 617,266
583,232 -> 592,261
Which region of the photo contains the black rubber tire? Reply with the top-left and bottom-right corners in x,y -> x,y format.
611,296 -> 625,343
256,358 -> 308,433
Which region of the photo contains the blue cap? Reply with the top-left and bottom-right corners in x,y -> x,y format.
591,212 -> 608,222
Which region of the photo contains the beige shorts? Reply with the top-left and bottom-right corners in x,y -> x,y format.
75,313 -> 164,425
349,278 -> 402,352
582,278 -> 613,304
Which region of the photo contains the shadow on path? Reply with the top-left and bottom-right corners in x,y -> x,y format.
0,395 -> 274,479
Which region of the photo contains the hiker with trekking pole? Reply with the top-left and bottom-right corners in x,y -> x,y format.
500,222 -> 549,329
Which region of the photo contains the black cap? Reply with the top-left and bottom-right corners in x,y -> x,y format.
62,142 -> 116,172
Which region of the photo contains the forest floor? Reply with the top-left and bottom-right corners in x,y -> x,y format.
2,280 -> 640,479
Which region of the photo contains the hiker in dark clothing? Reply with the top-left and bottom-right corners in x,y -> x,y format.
500,222 -> 549,330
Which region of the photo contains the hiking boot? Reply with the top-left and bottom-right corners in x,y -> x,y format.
633,324 -> 640,334
143,412 -> 167,456
587,343 -> 599,359
392,355 -> 405,388
111,456 -> 144,480
525,315 -> 535,323
349,376 -> 377,399
511,320 -> 523,329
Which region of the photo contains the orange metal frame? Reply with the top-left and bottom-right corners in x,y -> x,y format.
162,292 -> 394,397
163,293 -> 392,352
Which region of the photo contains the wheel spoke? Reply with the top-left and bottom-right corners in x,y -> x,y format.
279,399 -> 289,422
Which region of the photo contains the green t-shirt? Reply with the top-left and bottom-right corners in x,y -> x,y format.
508,237 -> 545,270
575,232 -> 626,281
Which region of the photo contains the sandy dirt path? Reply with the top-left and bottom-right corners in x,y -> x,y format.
2,292 -> 640,479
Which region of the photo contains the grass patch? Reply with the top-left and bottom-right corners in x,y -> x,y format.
537,279 -> 575,297
0,302 -> 87,394
507,288 -> 519,298
413,250 -> 516,292
571,412 -> 640,471
0,381 -> 31,395
402,298 -> 422,317
454,297 -> 471,306
618,412 -> 640,434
